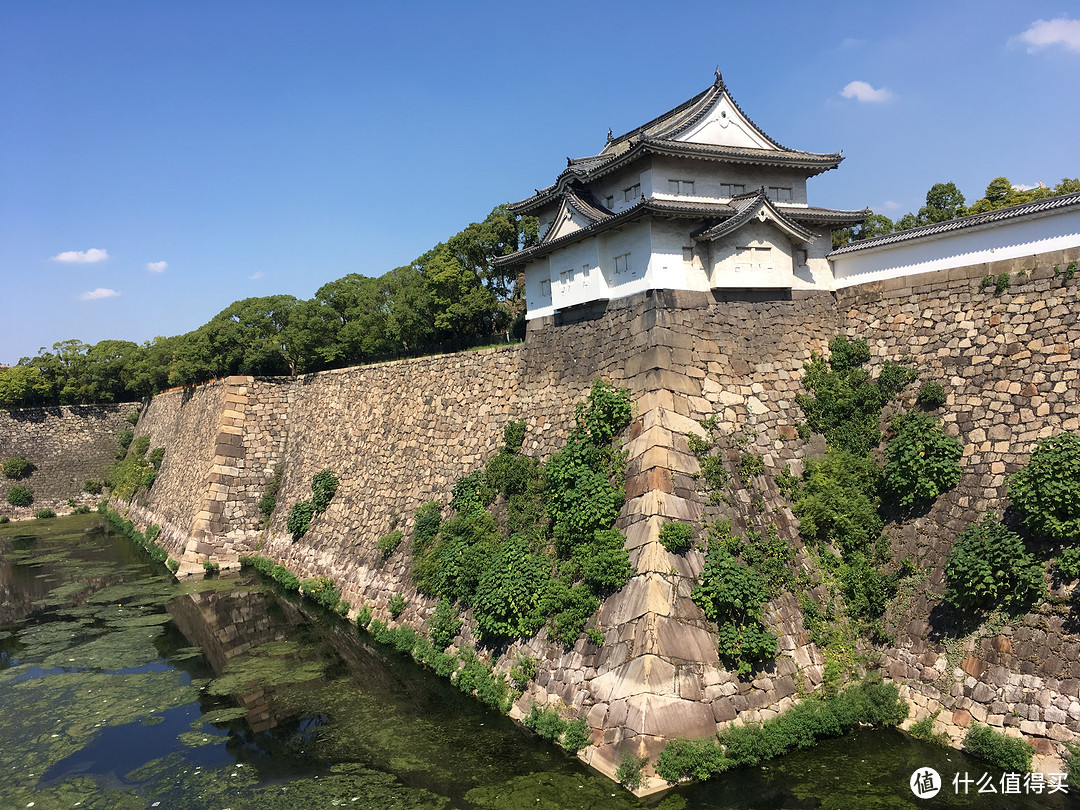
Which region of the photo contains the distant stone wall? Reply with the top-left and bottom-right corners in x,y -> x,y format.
0,403 -> 134,515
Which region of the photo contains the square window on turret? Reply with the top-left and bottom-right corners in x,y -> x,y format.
538,279 -> 551,299
668,179 -> 695,195
768,186 -> 793,202
614,253 -> 630,276
720,183 -> 746,198
623,183 -> 640,202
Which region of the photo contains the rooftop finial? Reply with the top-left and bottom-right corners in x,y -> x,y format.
715,66 -> 723,83
607,128 -> 613,142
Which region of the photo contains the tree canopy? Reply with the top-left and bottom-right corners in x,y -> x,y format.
0,206 -> 538,408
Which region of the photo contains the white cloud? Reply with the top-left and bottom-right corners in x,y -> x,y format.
1016,17 -> 1080,53
146,260 -> 168,273
78,288 -> 120,301
880,200 -> 902,211
248,271 -> 264,280
840,80 -> 894,103
52,248 -> 109,264
1013,183 -> 1039,191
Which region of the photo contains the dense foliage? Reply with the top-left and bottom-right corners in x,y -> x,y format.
944,515 -> 1044,611
692,538 -> 777,677
521,704 -> 591,753
410,380 -> 634,647
655,679 -> 908,783
882,412 -> 963,509
2,456 -> 35,479
1009,432 -> 1080,542
109,433 -> 165,500
287,469 -> 339,539
963,723 -> 1034,772
796,336 -> 915,454
0,207 -> 539,408
6,485 -> 33,507
658,521 -> 694,553
794,449 -> 882,555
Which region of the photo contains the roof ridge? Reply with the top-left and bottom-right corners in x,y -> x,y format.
830,190 -> 1080,256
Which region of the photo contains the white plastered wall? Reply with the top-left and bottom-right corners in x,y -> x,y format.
830,208 -> 1080,288
707,218 -> 797,289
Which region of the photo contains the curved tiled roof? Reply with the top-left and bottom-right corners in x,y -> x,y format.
694,191 -> 819,245
509,72 -> 843,215
496,196 -> 863,268
829,191 -> 1080,257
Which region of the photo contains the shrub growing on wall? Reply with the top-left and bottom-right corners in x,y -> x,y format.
944,514 -> 1044,611
692,544 -> 776,676
963,723 -> 1034,772
794,449 -> 882,555
311,469 -> 339,512
658,521 -> 694,553
882,412 -> 963,509
287,501 -> 316,539
1009,432 -> 1080,542
6,486 -> 33,507
2,456 -> 36,479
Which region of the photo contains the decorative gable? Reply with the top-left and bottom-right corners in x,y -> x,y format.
671,91 -> 777,150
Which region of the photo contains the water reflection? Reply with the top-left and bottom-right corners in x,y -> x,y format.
1,516 -> 1077,809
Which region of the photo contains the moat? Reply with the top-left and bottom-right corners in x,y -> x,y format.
0,514 -> 1073,809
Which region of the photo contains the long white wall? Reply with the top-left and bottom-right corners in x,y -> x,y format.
831,207 -> 1080,288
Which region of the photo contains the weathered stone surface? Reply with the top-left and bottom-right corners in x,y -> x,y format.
624,693 -> 716,739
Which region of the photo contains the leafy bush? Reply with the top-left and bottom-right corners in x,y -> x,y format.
428,598 -> 461,650
908,710 -> 949,746
0,516 -> 8,524
286,501 -> 316,539
126,411 -> 140,426
562,718 -> 590,752
616,753 -> 649,790
202,561 -> 220,575
117,429 -> 134,456
300,576 -> 343,613
311,469 -> 339,512
1009,432 -> 1080,542
693,544 -> 776,676
378,529 -> 404,559
794,449 -> 882,555
131,434 -> 151,457
655,679 -> 908,783
166,557 -> 180,573
523,703 -> 567,742
1058,547 -> 1080,582
355,604 -> 372,629
148,447 -> 165,471
796,336 -> 915,454
944,514 -> 1044,611
738,453 -> 764,483
72,504 -> 91,514
257,465 -> 283,522
585,627 -> 605,646
7,486 -> 33,507
509,655 -> 537,691
963,723 -> 1033,772
472,534 -> 551,640
995,273 -> 1010,294
412,501 -> 442,551
916,381 -> 946,409
388,593 -> 407,618
2,456 -> 35,479
738,523 -> 794,595
883,412 -> 963,508
658,521 -> 694,553
503,419 -> 527,453
84,478 -> 103,495
450,470 -> 495,516
145,524 -> 161,543
34,508 -> 56,519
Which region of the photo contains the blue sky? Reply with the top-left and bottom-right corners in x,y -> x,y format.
2,1 -> 1078,365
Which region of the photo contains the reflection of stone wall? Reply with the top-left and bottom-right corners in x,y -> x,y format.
86,244 -> 1080,786
0,404 -> 133,513
168,588 -> 289,732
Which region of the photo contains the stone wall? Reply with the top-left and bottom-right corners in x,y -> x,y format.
0,403 -> 134,515
85,244 -> 1080,790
